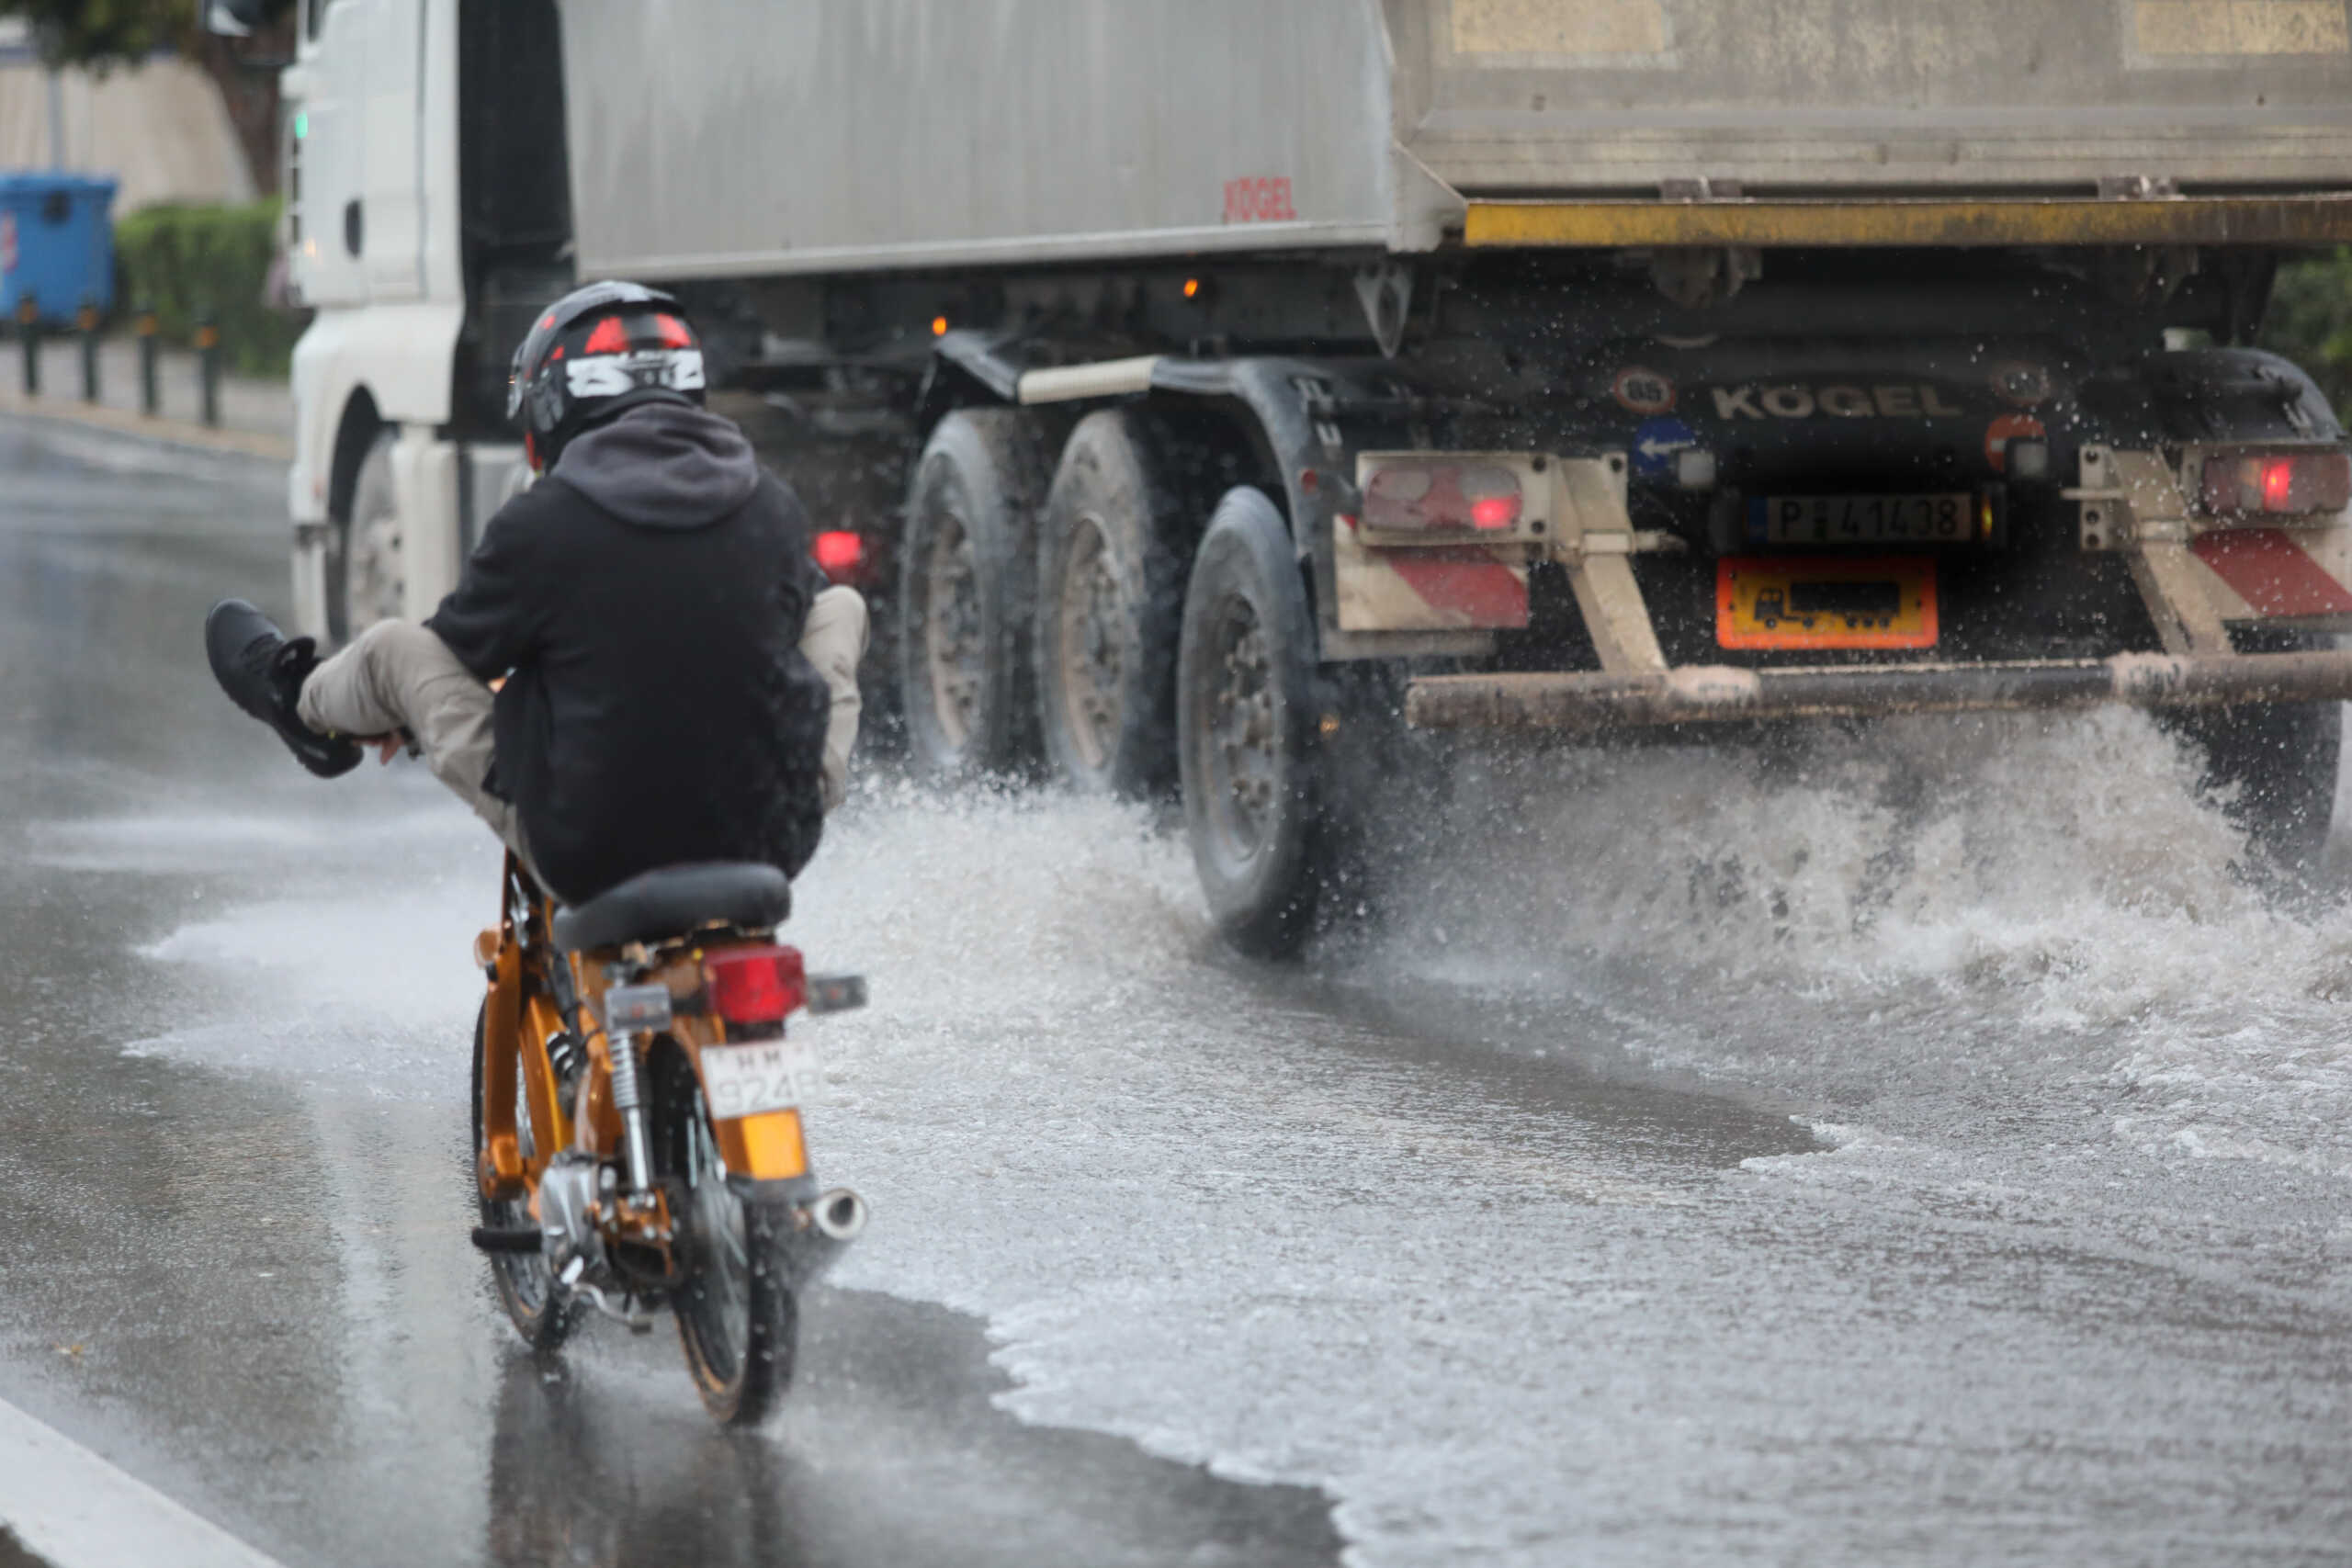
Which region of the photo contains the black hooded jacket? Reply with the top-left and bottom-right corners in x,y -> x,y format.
424,402 -> 831,905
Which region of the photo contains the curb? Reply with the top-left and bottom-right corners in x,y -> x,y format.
0,392 -> 292,465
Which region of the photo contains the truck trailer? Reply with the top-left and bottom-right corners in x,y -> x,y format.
250,0 -> 2352,953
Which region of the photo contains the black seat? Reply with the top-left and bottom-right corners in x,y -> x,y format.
551,862 -> 792,953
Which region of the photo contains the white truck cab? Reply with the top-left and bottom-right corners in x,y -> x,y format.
270,0 -> 541,643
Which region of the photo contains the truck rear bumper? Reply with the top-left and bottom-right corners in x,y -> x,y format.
1404,650 -> 2352,733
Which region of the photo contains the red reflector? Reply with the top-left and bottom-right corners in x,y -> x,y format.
2263,458 -> 2296,511
1362,461 -> 1524,533
814,530 -> 865,580
2202,451 -> 2352,516
581,315 -> 629,355
706,945 -> 807,1024
656,313 -> 695,348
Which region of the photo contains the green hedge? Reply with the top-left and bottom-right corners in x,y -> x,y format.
2262,249 -> 2352,416
113,198 -> 305,378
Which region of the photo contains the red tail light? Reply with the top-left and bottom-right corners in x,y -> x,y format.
706,945 -> 807,1024
1363,461 -> 1525,533
814,529 -> 866,581
2201,452 -> 2352,517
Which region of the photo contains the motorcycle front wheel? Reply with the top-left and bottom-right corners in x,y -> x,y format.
470,998 -> 575,1351
651,1044 -> 799,1427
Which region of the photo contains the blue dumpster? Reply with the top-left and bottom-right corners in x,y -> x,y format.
0,175 -> 118,325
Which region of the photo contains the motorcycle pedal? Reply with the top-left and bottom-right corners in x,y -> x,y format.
469,1225 -> 544,1254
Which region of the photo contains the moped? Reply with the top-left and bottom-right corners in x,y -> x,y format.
469,853 -> 865,1425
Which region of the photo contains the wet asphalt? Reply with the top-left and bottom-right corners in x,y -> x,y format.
7,418 -> 2348,1567
0,421 -> 1818,1566
0,423 -> 1358,1567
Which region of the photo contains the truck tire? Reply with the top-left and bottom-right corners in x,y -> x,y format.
327,429 -> 404,647
2177,698 -> 2343,876
1035,411 -> 1191,795
898,410 -> 1047,778
1178,487 -> 1329,958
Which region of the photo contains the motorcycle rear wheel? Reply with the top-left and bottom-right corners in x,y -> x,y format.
654,1046 -> 798,1427
470,998 -> 575,1351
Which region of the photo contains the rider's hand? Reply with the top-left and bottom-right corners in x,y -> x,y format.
375,734 -> 403,765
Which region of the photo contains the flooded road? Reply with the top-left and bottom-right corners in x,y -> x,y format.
0,418 -> 2346,1565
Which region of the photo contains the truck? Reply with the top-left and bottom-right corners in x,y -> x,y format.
230,0 -> 2352,954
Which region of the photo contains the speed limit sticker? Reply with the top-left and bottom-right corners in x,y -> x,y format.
1611,367 -> 1676,414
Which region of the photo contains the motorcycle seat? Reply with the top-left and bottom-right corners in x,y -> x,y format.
551,862 -> 792,953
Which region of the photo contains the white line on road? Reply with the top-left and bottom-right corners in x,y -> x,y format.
0,1395 -> 288,1568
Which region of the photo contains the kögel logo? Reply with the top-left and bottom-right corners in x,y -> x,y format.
1223,176 -> 1297,224
1711,384 -> 1967,420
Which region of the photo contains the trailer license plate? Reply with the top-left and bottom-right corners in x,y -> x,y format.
1747,493 -> 1978,546
1716,557 -> 1939,650
700,1040 -> 824,1120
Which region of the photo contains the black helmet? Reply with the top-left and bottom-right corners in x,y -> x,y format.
507,280 -> 707,468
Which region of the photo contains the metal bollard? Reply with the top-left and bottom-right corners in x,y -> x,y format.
135,300 -> 158,416
195,311 -> 220,427
17,294 -> 39,397
77,295 -> 99,404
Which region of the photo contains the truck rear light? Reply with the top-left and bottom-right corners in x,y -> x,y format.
706,945 -> 807,1025
815,529 -> 865,580
1363,461 -> 1524,533
2200,452 -> 2352,517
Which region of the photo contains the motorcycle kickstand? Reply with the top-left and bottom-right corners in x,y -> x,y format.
571,1280 -> 657,1335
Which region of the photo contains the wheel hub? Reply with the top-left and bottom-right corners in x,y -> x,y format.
1205,598 -> 1277,856
923,514 -> 985,752
346,508 -> 405,633
1057,515 -> 1126,772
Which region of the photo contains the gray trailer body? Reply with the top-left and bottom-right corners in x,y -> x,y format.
559,0 -> 2352,281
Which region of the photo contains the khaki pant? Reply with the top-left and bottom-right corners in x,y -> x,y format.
297,618 -> 529,860
294,586 -> 868,875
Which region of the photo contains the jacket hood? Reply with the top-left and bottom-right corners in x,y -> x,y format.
552,401 -> 761,528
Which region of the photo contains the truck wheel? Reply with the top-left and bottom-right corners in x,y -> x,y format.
2178,698 -> 2343,876
898,411 -> 1047,778
1178,487 -> 1328,958
1035,411 -> 1190,795
327,429 -> 403,647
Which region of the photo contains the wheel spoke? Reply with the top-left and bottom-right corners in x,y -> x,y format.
677,1088 -> 752,1383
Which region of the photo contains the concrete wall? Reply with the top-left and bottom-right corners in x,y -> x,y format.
0,29 -> 256,211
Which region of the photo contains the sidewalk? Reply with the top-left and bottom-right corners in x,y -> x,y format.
0,336 -> 293,462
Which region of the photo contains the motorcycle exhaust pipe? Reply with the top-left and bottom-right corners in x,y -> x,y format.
778,1187 -> 866,1286
811,1186 -> 867,1242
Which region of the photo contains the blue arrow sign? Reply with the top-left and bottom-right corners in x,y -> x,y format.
1631,416 -> 1698,479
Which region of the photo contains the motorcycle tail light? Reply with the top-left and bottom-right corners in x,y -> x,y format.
706,944 -> 807,1024
2199,452 -> 2352,517
1362,460 -> 1524,533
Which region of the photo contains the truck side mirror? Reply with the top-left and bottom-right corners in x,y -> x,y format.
203,0 -> 265,37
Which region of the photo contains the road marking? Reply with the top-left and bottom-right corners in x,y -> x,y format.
0,1396 -> 288,1568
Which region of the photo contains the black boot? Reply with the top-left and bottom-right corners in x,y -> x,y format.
203,599 -> 363,778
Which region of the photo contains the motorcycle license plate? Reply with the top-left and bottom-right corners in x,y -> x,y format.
700,1040 -> 824,1121
1716,557 -> 1939,650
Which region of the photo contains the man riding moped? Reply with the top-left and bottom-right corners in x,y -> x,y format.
204,283 -> 874,1424
203,280 -> 866,895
